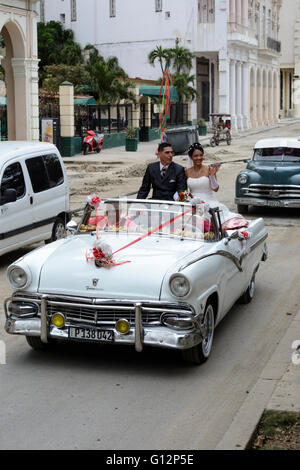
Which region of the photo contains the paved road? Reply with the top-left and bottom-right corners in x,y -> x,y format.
0,122 -> 299,450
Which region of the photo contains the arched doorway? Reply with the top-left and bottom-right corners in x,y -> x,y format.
0,9 -> 39,141
1,21 -> 26,140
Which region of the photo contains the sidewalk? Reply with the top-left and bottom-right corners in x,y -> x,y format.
216,310 -> 300,450
63,118 -> 300,167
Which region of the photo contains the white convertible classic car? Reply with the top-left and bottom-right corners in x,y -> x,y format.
4,198 -> 268,364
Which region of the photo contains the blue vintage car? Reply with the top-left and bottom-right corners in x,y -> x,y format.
235,138 -> 300,213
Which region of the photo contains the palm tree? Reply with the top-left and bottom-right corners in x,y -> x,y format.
173,73 -> 198,103
148,46 -> 173,75
169,46 -> 195,75
87,57 -> 136,104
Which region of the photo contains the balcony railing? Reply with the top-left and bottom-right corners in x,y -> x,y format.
267,37 -> 281,53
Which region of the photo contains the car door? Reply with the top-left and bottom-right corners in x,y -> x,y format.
216,235 -> 247,319
0,160 -> 34,255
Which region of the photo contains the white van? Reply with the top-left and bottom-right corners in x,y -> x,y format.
0,141 -> 71,257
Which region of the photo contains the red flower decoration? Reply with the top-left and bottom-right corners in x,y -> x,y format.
240,231 -> 249,239
91,196 -> 101,206
178,191 -> 193,201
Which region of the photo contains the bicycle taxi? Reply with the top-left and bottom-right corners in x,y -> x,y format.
209,114 -> 232,147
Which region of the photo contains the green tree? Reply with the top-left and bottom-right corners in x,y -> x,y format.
169,46 -> 195,75
38,24 -> 135,104
148,45 -> 173,75
148,44 -> 197,104
86,57 -> 136,104
173,73 -> 197,103
42,64 -> 90,95
38,21 -> 82,72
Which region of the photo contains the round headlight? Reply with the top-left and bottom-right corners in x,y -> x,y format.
8,266 -> 30,289
169,274 -> 191,297
238,174 -> 248,185
115,319 -> 131,334
51,313 -> 66,328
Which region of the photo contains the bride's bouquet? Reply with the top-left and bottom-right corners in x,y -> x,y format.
173,190 -> 194,202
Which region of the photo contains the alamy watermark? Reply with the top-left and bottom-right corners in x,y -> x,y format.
291,340 -> 300,366
0,340 -> 6,365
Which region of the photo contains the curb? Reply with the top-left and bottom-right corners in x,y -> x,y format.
215,310 -> 300,450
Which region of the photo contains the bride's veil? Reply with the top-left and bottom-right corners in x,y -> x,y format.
186,156 -> 194,169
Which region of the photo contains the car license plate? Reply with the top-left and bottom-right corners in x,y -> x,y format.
267,200 -> 281,207
69,326 -> 114,342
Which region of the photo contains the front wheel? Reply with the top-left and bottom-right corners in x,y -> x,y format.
210,137 -> 216,147
83,144 -> 89,155
239,273 -> 256,304
182,303 -> 215,365
26,336 -> 55,351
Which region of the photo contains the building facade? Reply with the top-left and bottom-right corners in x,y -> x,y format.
40,0 -> 282,130
0,0 -> 40,141
278,0 -> 300,119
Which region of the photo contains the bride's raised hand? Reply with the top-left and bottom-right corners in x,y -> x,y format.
209,163 -> 220,177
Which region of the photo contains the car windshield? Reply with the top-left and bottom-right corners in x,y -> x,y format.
78,199 -> 218,241
254,147 -> 300,162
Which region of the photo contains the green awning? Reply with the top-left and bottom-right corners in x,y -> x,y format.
0,96 -> 7,106
139,85 -> 178,101
74,97 -> 97,105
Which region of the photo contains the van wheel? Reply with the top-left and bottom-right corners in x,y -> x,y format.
45,217 -> 66,244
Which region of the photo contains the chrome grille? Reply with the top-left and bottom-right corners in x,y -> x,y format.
242,184 -> 300,199
45,297 -> 194,326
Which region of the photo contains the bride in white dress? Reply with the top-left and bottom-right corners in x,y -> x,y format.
185,143 -> 248,230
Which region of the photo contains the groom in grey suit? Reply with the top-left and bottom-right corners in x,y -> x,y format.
137,142 -> 187,201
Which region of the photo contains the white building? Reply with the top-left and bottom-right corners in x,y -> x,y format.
278,0 -> 300,119
40,0 -> 282,130
0,0 -> 40,141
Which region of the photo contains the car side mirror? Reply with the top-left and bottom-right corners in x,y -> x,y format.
0,188 -> 17,206
224,230 -> 239,245
67,220 -> 78,233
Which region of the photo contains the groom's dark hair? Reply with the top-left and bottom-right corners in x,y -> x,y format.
158,142 -> 172,152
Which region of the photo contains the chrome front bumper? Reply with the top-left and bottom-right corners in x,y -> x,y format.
235,197 -> 300,208
4,294 -> 202,352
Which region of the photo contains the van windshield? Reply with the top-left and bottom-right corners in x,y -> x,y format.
254,147 -> 300,162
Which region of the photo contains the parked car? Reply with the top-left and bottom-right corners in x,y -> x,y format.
0,141 -> 71,257
4,198 -> 268,364
235,138 -> 300,214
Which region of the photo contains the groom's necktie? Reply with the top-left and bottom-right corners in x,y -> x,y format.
161,166 -> 167,179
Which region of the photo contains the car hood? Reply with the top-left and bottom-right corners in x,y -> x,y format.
247,161 -> 300,184
38,234 -> 203,300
